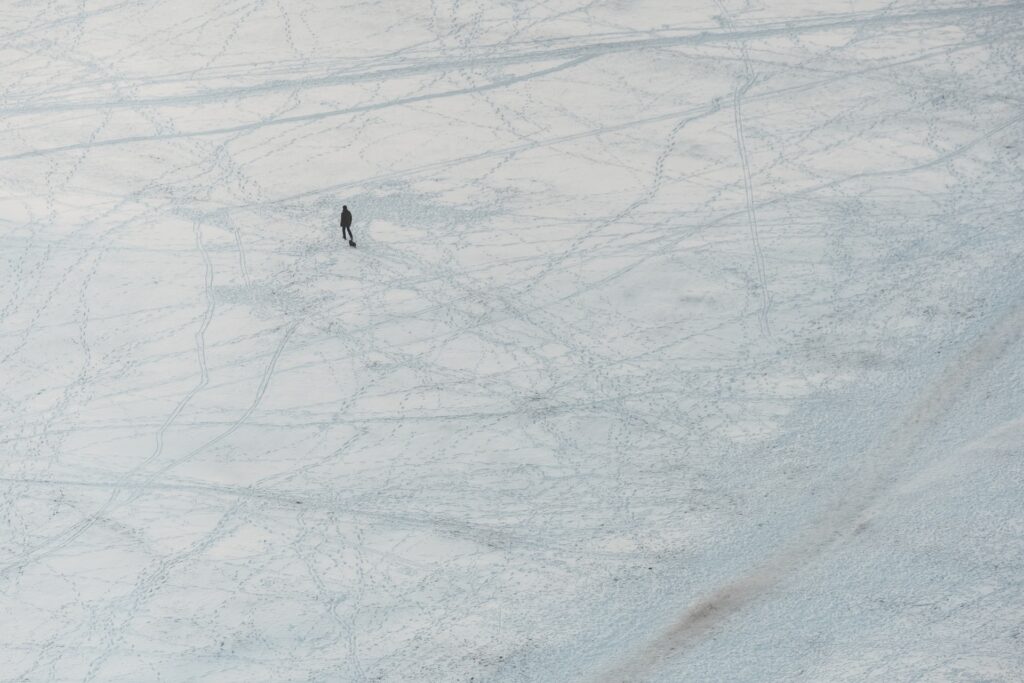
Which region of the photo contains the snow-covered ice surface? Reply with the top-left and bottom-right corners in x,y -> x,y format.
2,0 -> 1024,680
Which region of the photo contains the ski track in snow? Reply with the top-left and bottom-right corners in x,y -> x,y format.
1,1 -> 1023,681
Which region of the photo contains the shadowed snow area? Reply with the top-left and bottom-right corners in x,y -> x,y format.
1,1 -> 1023,681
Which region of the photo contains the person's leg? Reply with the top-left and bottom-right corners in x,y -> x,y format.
343,226 -> 352,241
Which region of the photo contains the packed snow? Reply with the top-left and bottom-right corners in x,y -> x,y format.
1,0 -> 1023,680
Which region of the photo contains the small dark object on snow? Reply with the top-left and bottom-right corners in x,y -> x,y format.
349,240 -> 356,248
340,205 -> 354,242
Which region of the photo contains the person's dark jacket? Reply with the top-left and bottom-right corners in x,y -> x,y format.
340,208 -> 352,228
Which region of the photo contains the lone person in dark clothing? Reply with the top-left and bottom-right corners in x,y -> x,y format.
340,205 -> 354,244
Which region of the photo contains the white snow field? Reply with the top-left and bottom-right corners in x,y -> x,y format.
2,0 -> 1023,680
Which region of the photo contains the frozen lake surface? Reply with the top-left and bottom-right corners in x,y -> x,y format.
1,1 -> 1023,680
